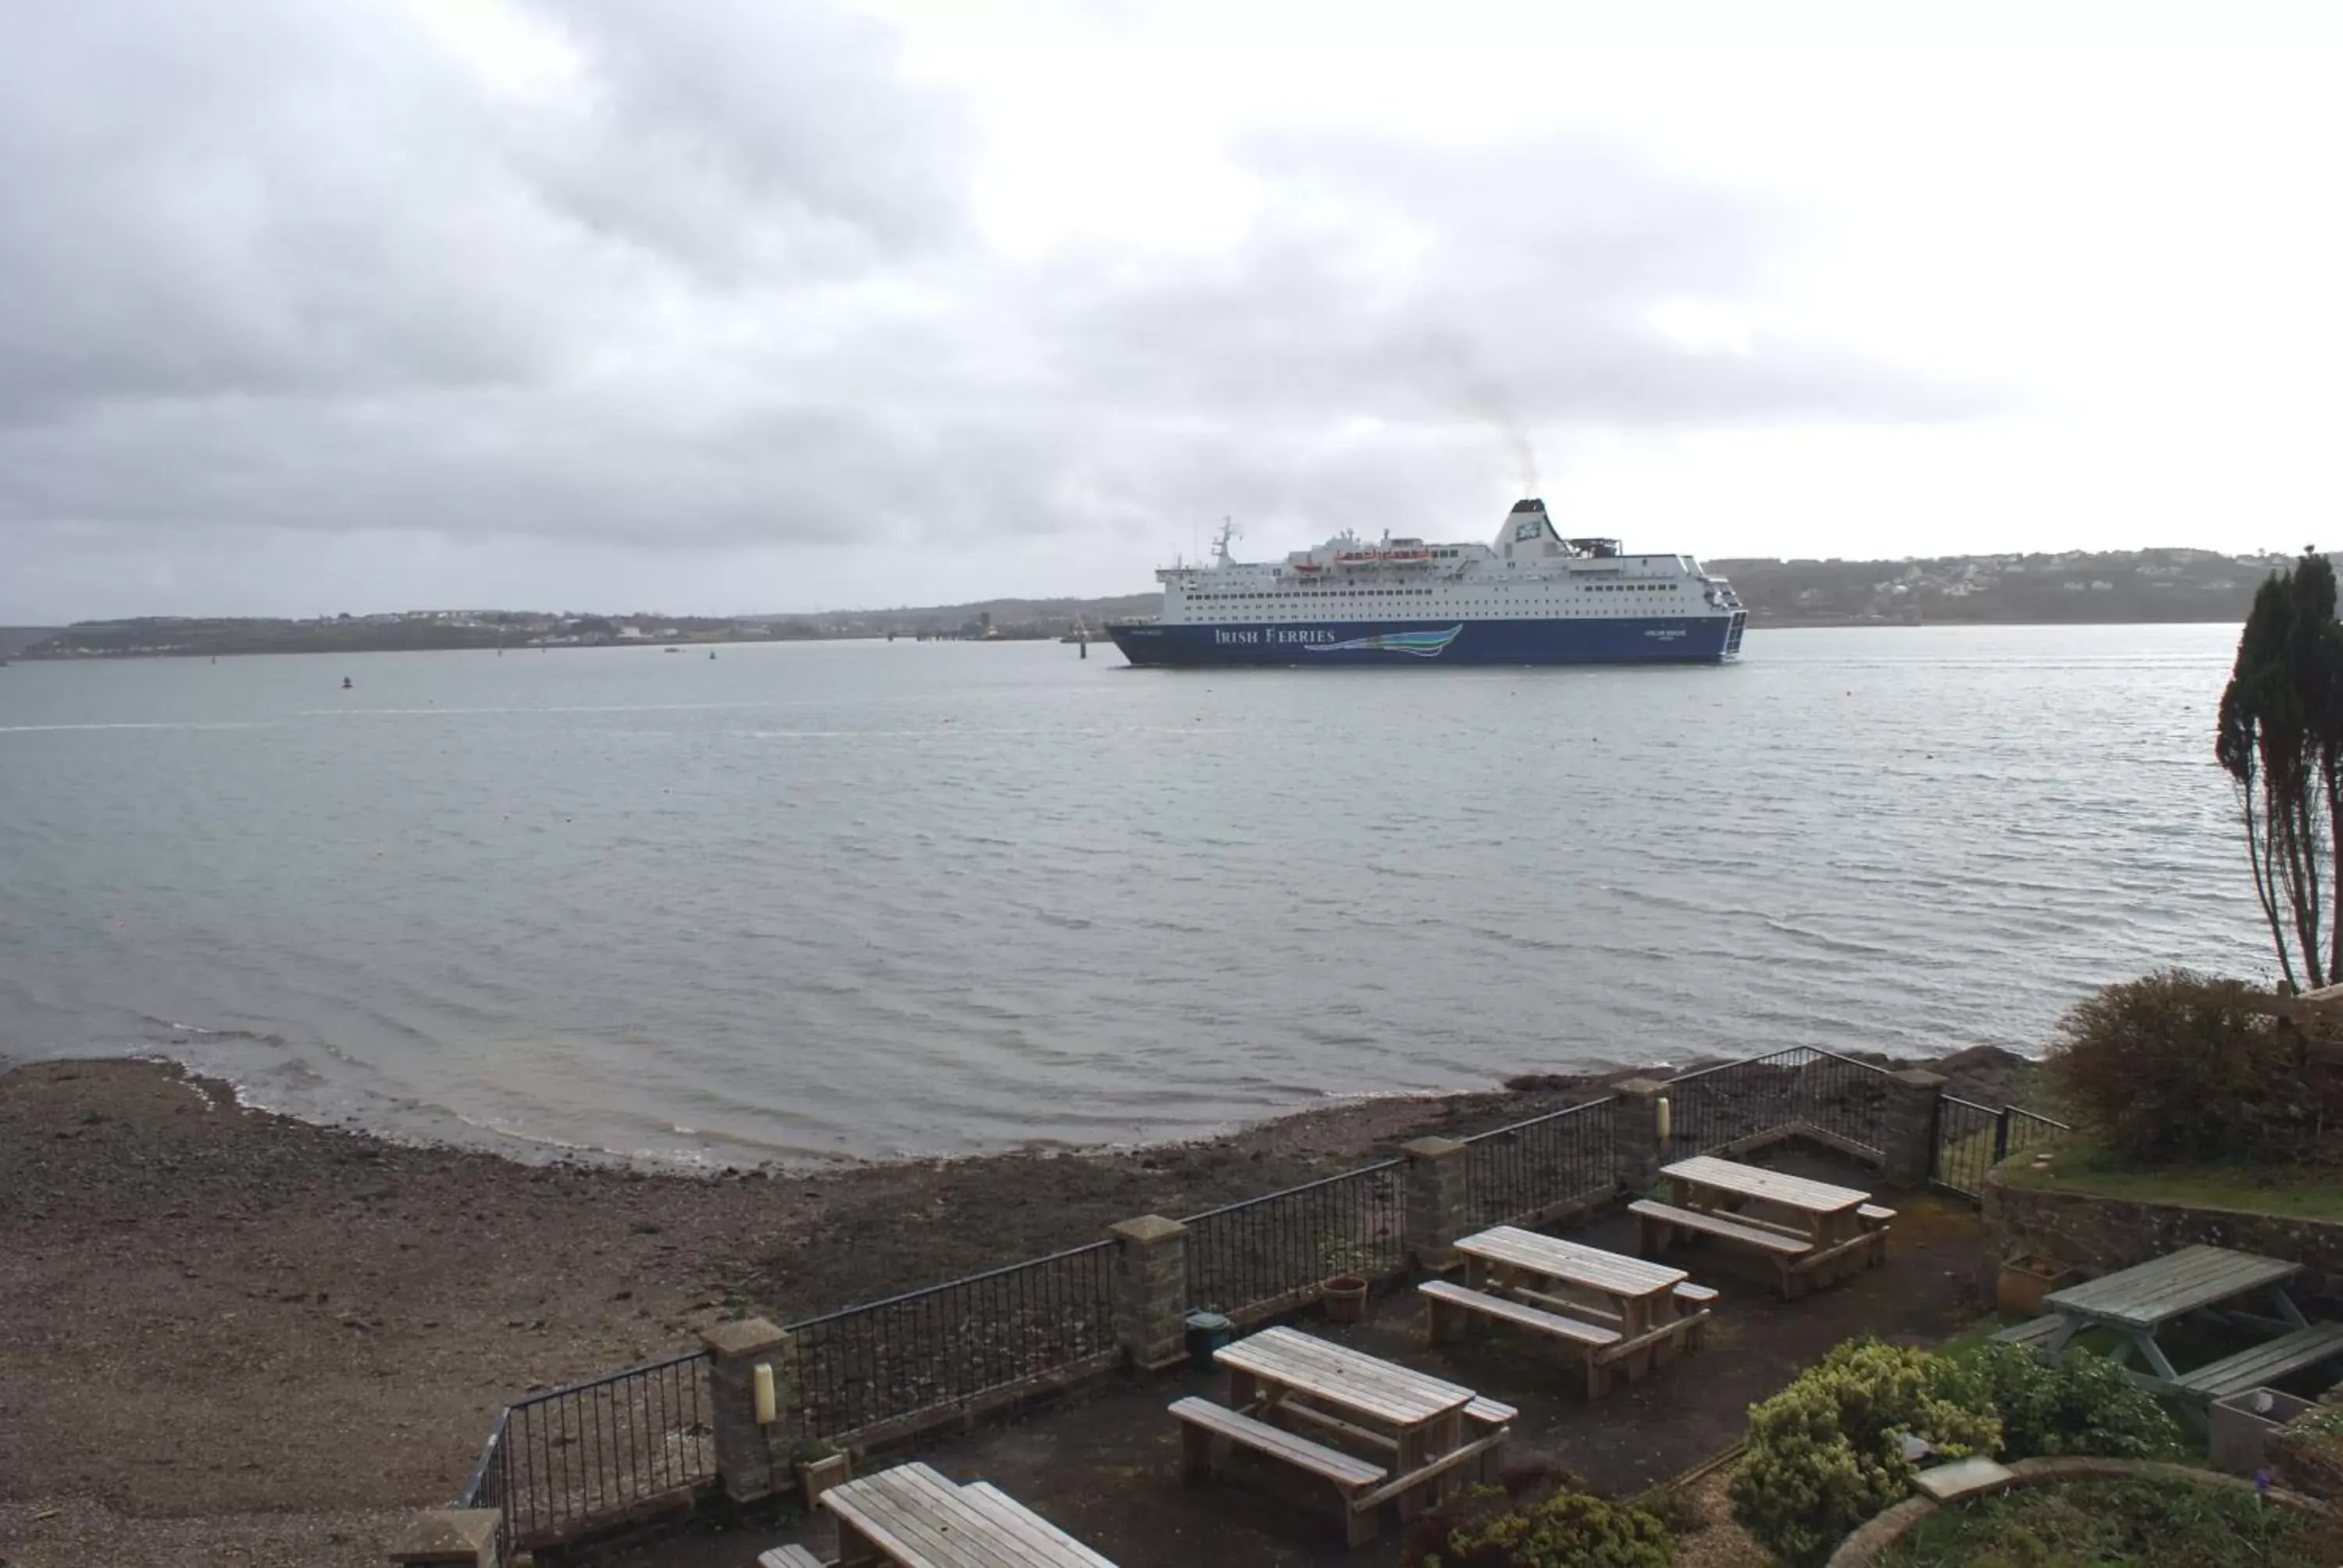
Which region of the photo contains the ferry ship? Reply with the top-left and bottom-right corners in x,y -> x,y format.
1105,498 -> 1747,667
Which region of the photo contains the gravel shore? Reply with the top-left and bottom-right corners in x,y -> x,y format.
0,1048 -> 2027,1566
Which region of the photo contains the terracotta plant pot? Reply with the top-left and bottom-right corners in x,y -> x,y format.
1996,1254 -> 2078,1317
1321,1275 -> 1369,1323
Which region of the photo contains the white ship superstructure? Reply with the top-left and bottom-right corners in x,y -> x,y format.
1107,498 -> 1746,667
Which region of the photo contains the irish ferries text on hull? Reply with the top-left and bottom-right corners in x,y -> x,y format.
1106,498 -> 1749,668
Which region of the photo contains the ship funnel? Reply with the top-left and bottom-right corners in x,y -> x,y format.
1499,497 -> 1555,555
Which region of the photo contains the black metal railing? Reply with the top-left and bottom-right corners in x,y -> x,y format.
1931,1094 -> 2004,1199
1933,1099 -> 2070,1200
1664,1046 -> 1897,1163
456,1407 -> 508,1516
786,1240 -> 1118,1441
483,1349 -> 715,1545
1183,1160 -> 1406,1320
1460,1098 -> 1617,1229
2006,1106 -> 2070,1161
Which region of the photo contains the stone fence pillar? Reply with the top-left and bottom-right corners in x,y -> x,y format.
1882,1069 -> 1947,1191
386,1509 -> 501,1568
700,1317 -> 793,1503
1611,1078 -> 1669,1196
1401,1136 -> 1467,1273
1108,1214 -> 1189,1372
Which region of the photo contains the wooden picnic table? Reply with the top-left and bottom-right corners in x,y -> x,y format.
1214,1326 -> 1481,1520
1639,1155 -> 1887,1297
819,1460 -> 1119,1568
2034,1244 -> 2341,1399
1455,1225 -> 1689,1340
1661,1156 -> 1869,1248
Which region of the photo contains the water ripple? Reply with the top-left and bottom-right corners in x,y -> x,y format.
0,625 -> 2273,1164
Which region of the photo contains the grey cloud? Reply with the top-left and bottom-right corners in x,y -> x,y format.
519,0 -> 975,282
0,0 -> 1991,620
1040,134 -> 1992,433
0,1 -> 620,420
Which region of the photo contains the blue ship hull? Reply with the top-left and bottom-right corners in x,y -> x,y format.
1107,615 -> 1743,668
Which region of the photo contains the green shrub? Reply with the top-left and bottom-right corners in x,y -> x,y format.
2270,1406 -> 2343,1505
1626,1480 -> 1704,1541
1964,1342 -> 2183,1459
1410,1488 -> 1671,1568
1875,1477 -> 2331,1567
1402,1462 -> 1575,1567
1729,1339 -> 2000,1568
2044,969 -> 2339,1167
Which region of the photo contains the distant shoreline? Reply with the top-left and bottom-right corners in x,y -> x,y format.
2,616 -> 2246,661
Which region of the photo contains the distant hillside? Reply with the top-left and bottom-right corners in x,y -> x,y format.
1710,547 -> 2274,625
16,597 -> 1166,659
13,549 -> 2281,661
23,615 -> 533,659
755,594 -> 1162,638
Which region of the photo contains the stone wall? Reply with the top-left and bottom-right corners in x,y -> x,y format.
1984,1168 -> 2343,1313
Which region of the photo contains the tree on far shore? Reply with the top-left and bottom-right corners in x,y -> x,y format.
2217,548 -> 2343,989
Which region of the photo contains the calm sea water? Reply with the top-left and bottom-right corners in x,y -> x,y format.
0,626 -> 2270,1165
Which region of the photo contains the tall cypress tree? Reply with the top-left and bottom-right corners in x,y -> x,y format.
2217,550 -> 2343,989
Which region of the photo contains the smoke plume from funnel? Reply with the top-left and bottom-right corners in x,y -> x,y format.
1501,426 -> 1539,497
1400,325 -> 1541,495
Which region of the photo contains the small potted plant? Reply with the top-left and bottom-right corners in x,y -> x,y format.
1320,1274 -> 1369,1323
790,1438 -> 851,1501
1319,1242 -> 1376,1323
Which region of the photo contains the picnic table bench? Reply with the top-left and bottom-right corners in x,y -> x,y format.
758,1548 -> 825,1568
1633,1156 -> 1886,1297
2008,1245 -> 2343,1408
818,1460 -> 1119,1568
1428,1226 -> 1714,1395
1174,1326 -> 1509,1545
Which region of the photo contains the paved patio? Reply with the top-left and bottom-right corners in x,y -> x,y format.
601,1149 -> 1988,1568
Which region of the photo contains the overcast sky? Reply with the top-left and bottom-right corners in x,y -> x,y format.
5,0 -> 2340,620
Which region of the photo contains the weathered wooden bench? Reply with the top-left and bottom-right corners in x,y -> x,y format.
1673,1281 -> 1720,1347
819,1460 -> 1120,1568
1463,1395 -> 1516,1480
758,1548 -> 826,1568
2172,1321 -> 2343,1404
1631,1199 -> 1816,1291
1991,1313 -> 2063,1349
1420,1279 -> 1623,1398
1171,1395 -> 1388,1546
1857,1204 -> 1896,1263
1464,1394 -> 1516,1428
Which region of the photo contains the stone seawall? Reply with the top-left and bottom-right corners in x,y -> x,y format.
1983,1168 -> 2343,1313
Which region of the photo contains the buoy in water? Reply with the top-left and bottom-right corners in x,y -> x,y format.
341,676 -> 353,690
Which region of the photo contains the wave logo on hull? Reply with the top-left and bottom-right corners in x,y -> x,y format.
1302,625 -> 1464,657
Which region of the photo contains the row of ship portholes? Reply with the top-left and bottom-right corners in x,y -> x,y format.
1183,584 -> 1682,603
1189,602 -> 1681,620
